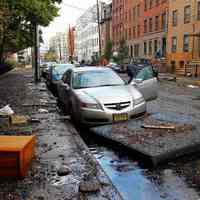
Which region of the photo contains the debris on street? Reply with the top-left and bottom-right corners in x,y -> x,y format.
187,84 -> 199,89
10,115 -> 28,125
91,113 -> 199,166
79,179 -> 100,193
38,108 -> 49,113
57,165 -> 71,176
0,105 -> 14,116
141,124 -> 176,130
0,135 -> 36,178
0,69 -> 122,200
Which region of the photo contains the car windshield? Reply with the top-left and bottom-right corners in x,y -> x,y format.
73,69 -> 125,89
52,64 -> 74,81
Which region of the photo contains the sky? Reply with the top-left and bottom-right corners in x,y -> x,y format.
42,0 -> 110,48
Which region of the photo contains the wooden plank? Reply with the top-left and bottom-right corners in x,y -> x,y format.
141,124 -> 176,130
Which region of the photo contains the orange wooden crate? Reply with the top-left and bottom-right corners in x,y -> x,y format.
0,135 -> 36,178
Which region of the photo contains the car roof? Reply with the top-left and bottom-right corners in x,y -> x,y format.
71,66 -> 110,73
55,63 -> 74,66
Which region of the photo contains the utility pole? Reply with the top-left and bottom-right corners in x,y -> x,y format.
96,0 -> 102,58
59,40 -> 62,63
33,23 -> 39,83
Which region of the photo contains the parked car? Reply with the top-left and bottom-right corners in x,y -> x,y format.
46,63 -> 75,95
130,58 -> 151,66
107,62 -> 126,73
40,62 -> 57,79
127,59 -> 158,83
57,66 -> 158,126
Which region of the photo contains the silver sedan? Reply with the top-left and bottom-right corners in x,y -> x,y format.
57,67 -> 157,126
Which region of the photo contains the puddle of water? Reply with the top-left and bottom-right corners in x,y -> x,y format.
89,146 -> 200,200
151,113 -> 194,124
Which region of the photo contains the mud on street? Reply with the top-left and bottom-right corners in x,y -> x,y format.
1,69 -> 200,200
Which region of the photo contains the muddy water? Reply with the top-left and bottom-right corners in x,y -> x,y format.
81,133 -> 200,200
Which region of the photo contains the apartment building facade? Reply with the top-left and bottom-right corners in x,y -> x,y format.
112,0 -> 168,60
100,2 -> 112,53
112,0 -> 125,50
141,0 -> 168,59
75,4 -> 100,62
124,0 -> 142,58
167,0 -> 200,75
49,32 -> 68,63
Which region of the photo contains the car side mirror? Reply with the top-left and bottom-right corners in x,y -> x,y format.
135,79 -> 143,84
130,78 -> 143,86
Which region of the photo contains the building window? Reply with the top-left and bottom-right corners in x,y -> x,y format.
198,1 -> 200,20
133,7 -> 136,21
171,36 -> 177,53
134,44 -> 140,57
144,19 -> 147,33
137,25 -> 140,37
130,45 -> 133,57
125,29 -> 128,40
155,0 -> 159,6
184,5 -> 191,24
161,12 -> 166,30
154,40 -> 158,54
155,16 -> 159,31
149,41 -> 152,55
183,35 -> 189,52
133,26 -> 136,38
149,18 -> 153,32
150,0 -> 153,9
172,10 -> 178,26
144,0 -> 148,11
129,28 -> 131,39
144,42 -> 147,55
137,4 -> 140,17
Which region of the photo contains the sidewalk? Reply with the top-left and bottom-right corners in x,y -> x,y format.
0,69 -> 122,200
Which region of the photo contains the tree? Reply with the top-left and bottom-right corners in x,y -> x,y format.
0,0 -> 61,63
104,40 -> 112,61
118,38 -> 129,64
44,48 -> 57,62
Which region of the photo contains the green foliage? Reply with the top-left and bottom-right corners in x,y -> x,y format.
44,49 -> 57,62
0,0 -> 61,63
104,40 -> 112,61
118,38 -> 129,64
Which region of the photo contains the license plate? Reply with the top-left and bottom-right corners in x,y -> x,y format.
113,113 -> 128,122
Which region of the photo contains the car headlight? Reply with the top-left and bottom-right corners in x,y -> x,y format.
80,101 -> 103,110
134,97 -> 145,105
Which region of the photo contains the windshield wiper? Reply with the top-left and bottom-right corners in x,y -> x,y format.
96,84 -> 123,87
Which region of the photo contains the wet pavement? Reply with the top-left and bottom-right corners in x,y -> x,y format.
82,138 -> 200,200
0,69 -> 122,200
82,77 -> 200,200
1,69 -> 200,200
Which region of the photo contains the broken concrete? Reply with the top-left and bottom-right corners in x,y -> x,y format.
90,113 -> 200,167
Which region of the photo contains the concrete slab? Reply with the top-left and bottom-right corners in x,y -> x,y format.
90,113 -> 200,167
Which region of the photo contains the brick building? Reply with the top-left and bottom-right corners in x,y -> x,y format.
167,0 -> 200,75
112,0 -> 125,50
141,0 -> 168,59
112,0 -> 168,60
100,2 -> 112,53
125,0 -> 142,58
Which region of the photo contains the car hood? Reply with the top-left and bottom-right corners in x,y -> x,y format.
75,85 -> 142,104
